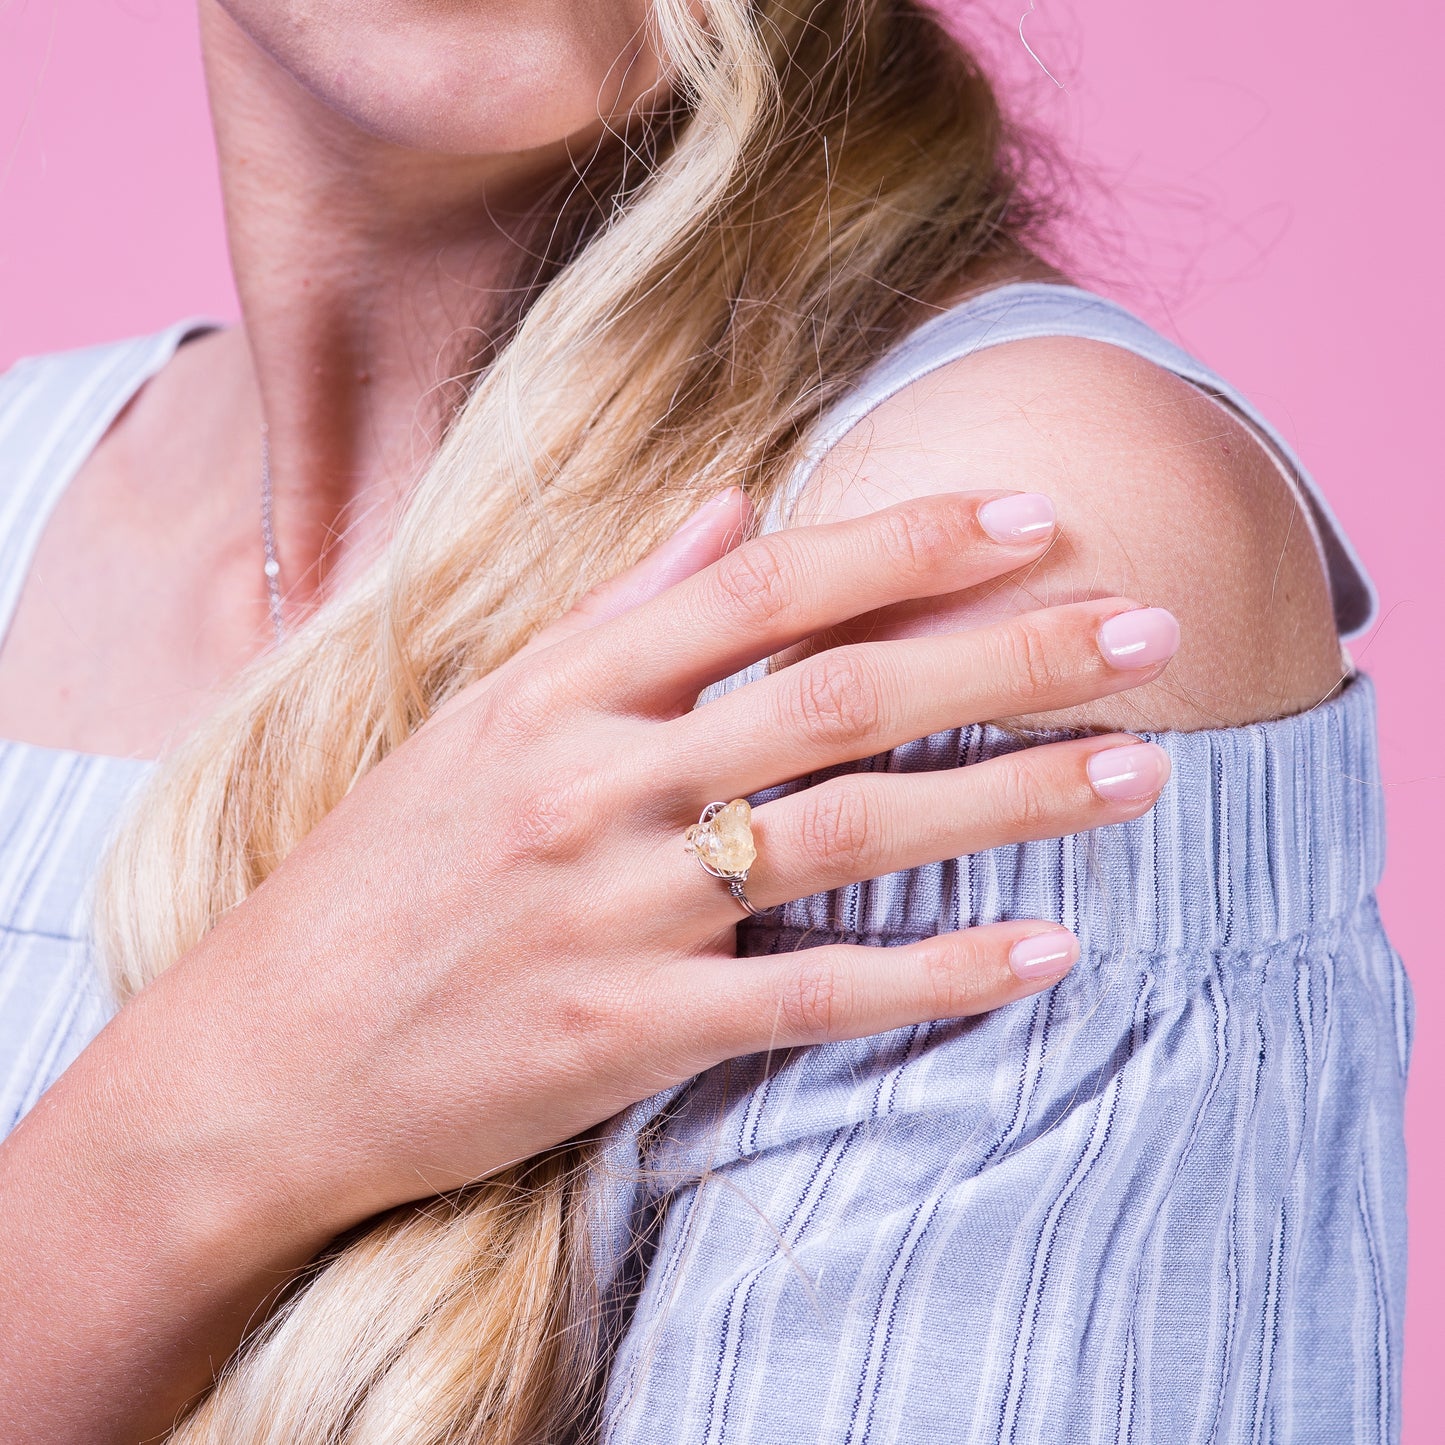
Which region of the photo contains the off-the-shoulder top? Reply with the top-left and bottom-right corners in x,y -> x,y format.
0,285 -> 1409,1444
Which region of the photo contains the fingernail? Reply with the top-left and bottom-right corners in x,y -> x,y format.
1096,607 -> 1180,669
673,488 -> 741,540
977,492 -> 1056,544
1010,929 -> 1080,982
1086,741 -> 1171,803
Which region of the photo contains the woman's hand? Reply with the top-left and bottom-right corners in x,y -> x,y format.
0,486 -> 1177,1442
143,485 -> 1177,1228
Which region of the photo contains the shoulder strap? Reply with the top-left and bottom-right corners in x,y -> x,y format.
0,318 -> 219,649
784,282 -> 1377,640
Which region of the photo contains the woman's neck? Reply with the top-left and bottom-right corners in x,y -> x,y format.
199,0 -> 575,612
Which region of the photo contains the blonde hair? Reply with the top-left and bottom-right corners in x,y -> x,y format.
96,1 -> 1044,1438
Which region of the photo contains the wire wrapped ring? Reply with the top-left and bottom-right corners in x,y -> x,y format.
683,799 -> 771,918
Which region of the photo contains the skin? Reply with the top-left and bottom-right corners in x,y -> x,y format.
790,335 -> 1348,730
0,0 -> 668,756
0,0 -> 1344,1440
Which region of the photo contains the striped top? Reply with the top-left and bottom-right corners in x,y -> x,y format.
0,323 -> 201,1130
0,286 -> 1410,1443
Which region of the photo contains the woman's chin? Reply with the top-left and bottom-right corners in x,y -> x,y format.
210,0 -> 660,160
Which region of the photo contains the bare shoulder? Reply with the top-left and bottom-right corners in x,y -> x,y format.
795,334 -> 1349,732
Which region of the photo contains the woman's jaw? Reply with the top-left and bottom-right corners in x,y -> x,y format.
205,0 -> 665,156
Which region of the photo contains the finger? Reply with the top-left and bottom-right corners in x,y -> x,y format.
680,920 -> 1081,1061
519,487 -> 752,658
739,734 -> 1170,912
558,491 -> 1060,713
669,598 -> 1179,801
426,489 -> 750,729
662,732 -> 1169,927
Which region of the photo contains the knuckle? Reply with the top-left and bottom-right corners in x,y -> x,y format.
872,501 -> 955,582
795,782 -> 879,874
997,617 -> 1066,699
483,663 -> 567,746
711,536 -> 795,624
872,506 -> 931,577
994,758 -> 1056,836
501,762 -> 605,864
781,652 -> 880,746
779,956 -> 851,1041
918,939 -> 987,1019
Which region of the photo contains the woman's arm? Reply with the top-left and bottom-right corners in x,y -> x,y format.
0,942 -> 358,1439
1,511 -> 773,1439
0,488 -> 1178,1443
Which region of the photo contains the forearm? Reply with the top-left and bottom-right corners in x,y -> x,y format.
0,958 -> 346,1443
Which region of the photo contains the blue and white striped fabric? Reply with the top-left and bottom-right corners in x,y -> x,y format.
0,320 -> 211,1134
596,692 -> 1408,1444
0,287 -> 1409,1442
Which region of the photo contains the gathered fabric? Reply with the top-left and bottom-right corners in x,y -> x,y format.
594,677 -> 1408,1443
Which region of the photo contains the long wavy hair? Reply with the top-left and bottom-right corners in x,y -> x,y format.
95,1 -> 1048,1438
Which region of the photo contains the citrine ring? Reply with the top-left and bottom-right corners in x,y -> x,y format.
684,799 -> 770,917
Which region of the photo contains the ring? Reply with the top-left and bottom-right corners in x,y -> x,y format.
684,799 -> 771,918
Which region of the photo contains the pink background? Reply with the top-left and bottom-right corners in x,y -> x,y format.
2,0 -> 1440,1435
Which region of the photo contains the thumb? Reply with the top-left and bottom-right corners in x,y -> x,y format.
533,487 -> 753,645
426,489 -> 753,731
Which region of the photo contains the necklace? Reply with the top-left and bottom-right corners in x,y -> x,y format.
259,423 -> 285,644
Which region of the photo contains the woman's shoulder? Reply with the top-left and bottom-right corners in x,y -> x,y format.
791,283 -> 1356,733
1,323 -> 167,398
0,317 -> 224,399
0,320 -> 224,480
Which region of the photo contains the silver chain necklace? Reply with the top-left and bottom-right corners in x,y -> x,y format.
259,423 -> 285,644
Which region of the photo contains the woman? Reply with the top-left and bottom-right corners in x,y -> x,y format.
0,0 -> 1406,1441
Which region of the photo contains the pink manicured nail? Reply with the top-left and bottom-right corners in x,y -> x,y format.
977,492 -> 1056,544
674,487 -> 741,539
1086,741 -> 1171,803
1096,607 -> 1180,669
1010,929 -> 1080,982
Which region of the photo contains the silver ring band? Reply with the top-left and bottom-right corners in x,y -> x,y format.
728,874 -> 770,918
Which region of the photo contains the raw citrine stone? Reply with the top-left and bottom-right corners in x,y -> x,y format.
685,799 -> 757,876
